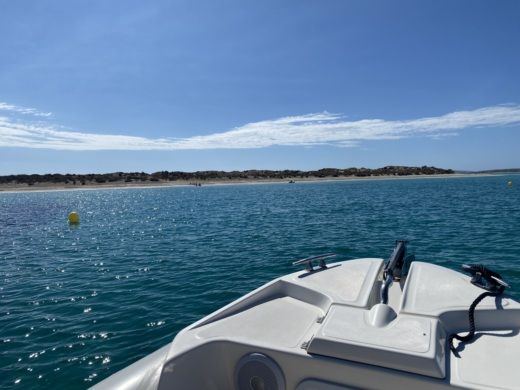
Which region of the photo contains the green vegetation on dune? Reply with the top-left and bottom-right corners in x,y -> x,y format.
0,166 -> 453,187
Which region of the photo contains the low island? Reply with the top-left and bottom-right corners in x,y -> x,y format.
0,166 -> 460,192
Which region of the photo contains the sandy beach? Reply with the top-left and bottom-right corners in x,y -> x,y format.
0,173 -> 498,194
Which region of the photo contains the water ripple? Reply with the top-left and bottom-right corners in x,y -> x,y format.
0,176 -> 519,388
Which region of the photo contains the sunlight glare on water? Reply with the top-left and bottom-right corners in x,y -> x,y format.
0,176 -> 519,388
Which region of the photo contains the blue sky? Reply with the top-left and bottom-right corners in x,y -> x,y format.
1,0 -> 519,174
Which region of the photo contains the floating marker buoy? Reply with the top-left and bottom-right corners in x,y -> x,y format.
507,180 -> 513,187
68,211 -> 80,224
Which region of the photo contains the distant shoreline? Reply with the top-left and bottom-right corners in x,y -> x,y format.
0,173 -> 502,194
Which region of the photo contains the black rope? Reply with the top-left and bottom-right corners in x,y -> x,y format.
448,287 -> 504,353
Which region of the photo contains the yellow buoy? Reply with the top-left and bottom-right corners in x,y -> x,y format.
507,180 -> 513,187
68,211 -> 80,224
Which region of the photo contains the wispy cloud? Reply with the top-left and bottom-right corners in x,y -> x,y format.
1,104 -> 520,151
0,102 -> 52,118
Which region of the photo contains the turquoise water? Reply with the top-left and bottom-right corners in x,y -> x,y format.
1,176 -> 519,389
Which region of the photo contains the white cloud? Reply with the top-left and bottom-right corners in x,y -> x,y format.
0,104 -> 520,151
0,102 -> 52,118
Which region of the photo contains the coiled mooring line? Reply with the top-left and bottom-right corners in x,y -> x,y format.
448,264 -> 508,354
448,287 -> 504,353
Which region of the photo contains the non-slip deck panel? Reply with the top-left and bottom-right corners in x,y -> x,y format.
308,305 -> 446,379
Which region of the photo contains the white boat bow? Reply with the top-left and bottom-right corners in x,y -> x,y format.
92,242 -> 520,390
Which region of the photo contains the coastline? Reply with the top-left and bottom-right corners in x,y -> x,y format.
0,173 -> 500,194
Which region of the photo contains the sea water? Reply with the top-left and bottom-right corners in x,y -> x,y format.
1,175 -> 519,389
